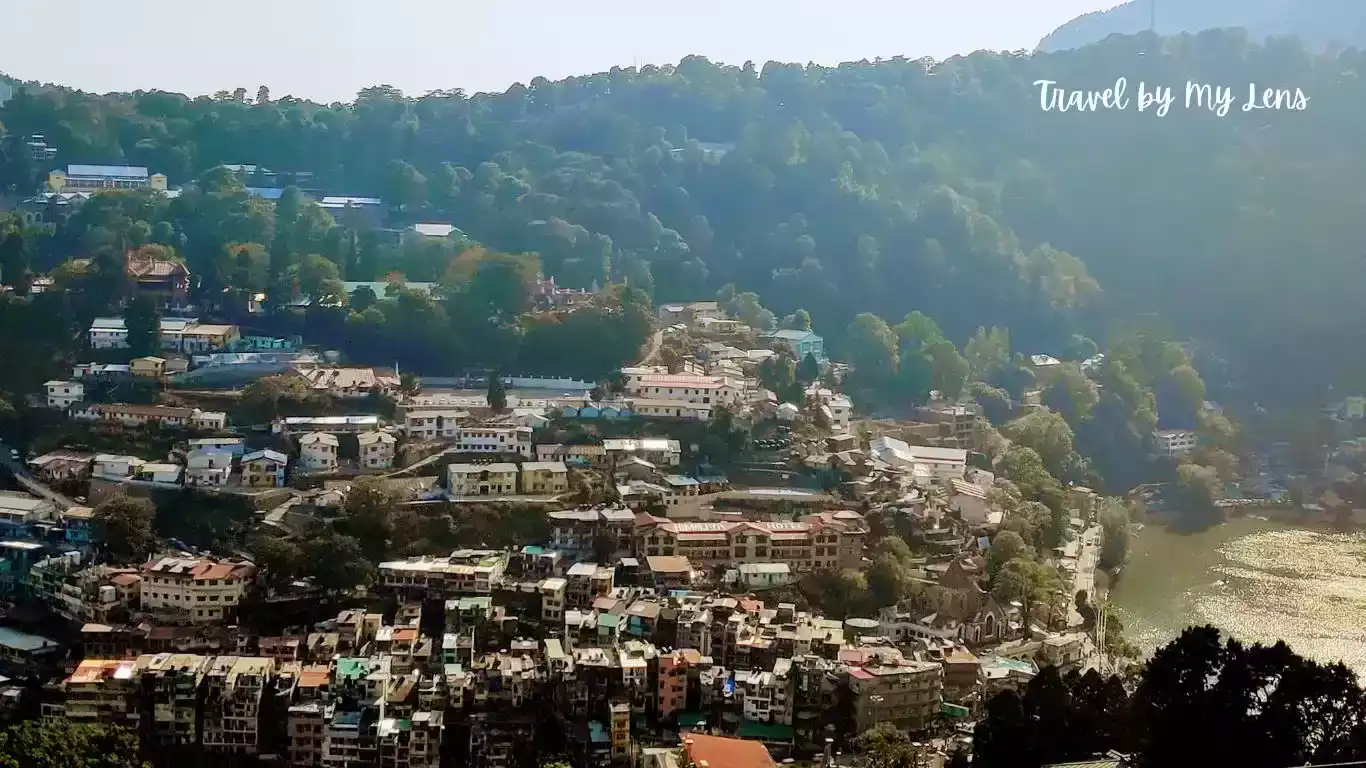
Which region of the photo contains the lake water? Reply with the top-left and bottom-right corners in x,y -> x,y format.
1111,516 -> 1366,674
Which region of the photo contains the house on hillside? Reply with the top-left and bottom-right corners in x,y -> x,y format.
762,329 -> 825,361
48,165 -> 167,194
298,433 -> 339,471
242,450 -> 288,488
357,432 -> 396,470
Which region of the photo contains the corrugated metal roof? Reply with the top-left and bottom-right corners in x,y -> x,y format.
67,164 -> 149,179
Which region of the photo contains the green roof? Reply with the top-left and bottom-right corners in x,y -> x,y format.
737,720 -> 794,742
677,713 -> 707,727
336,658 -> 370,680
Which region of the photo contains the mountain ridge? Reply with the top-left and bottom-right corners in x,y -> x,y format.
1037,0 -> 1366,53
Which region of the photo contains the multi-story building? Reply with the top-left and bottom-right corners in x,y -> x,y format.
358,431 -> 397,469
201,656 -> 274,755
136,653 -> 209,747
620,368 -> 744,414
565,562 -> 615,608
868,437 -> 967,482
48,165 -> 168,193
447,463 -> 519,497
547,507 -> 637,555
1154,429 -> 1198,457
520,461 -> 568,495
540,577 -> 567,624
403,408 -> 466,440
762,329 -> 825,361
635,516 -> 867,572
56,659 -> 140,726
44,380 -> 84,409
88,317 -> 239,352
601,438 -> 682,467
377,550 -> 507,598
140,555 -> 257,625
185,449 -> 234,487
299,432 -> 340,471
455,425 -> 532,457
241,449 -> 288,488
72,403 -> 228,431
847,662 -> 944,733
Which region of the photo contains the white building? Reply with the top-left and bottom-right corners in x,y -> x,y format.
185,449 -> 234,487
456,425 -> 532,458
44,381 -> 84,409
729,563 -> 794,590
620,368 -> 743,412
540,577 -> 567,624
1154,429 -> 1198,457
357,431 -> 397,470
88,317 -> 128,349
602,438 -> 682,467
140,555 -> 256,624
135,463 -> 183,485
827,394 -> 853,431
92,454 -> 146,480
298,432 -> 339,471
869,437 -> 967,482
403,409 -> 466,440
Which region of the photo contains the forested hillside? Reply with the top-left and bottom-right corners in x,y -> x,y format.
3,29 -> 1365,404
1038,0 -> 1366,53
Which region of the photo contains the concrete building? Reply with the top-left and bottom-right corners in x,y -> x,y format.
241,449 -> 288,488
447,463 -> 519,497
298,432 -> 340,471
49,165 -> 168,193
1153,429 -> 1198,457
135,653 -> 210,747
456,425 -> 532,458
404,409 -> 466,440
848,662 -> 944,733
520,461 -> 569,495
44,380 -> 84,409
869,437 -> 968,482
139,555 -> 257,625
357,431 -> 397,470
377,550 -> 507,597
201,656 -> 274,755
185,449 -> 234,487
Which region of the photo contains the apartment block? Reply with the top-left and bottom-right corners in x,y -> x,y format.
140,555 -> 256,625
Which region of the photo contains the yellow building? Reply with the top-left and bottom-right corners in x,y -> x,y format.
130,356 -> 167,378
520,461 -> 569,495
241,449 -> 288,488
48,165 -> 167,193
447,463 -> 518,497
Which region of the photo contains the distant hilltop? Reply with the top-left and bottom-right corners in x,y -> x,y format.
1037,0 -> 1366,53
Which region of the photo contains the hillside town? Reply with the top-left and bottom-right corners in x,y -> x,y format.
0,242 -> 1116,767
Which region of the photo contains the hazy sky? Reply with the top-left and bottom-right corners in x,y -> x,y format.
2,0 -> 1118,103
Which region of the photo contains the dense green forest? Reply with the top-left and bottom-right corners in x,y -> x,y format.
3,29 -> 1362,406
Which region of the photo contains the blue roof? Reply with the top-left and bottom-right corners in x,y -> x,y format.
245,187 -> 286,201
0,626 -> 56,652
665,475 -> 700,487
67,164 -> 148,179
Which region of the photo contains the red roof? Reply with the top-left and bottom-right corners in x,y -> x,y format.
683,734 -> 776,768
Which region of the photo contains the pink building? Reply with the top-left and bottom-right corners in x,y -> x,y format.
658,649 -> 701,719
